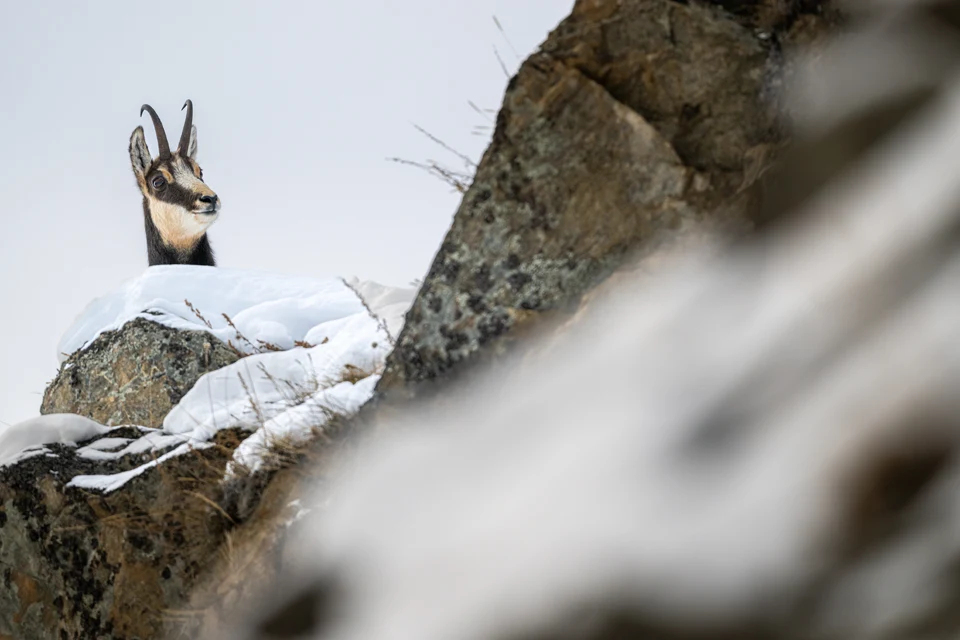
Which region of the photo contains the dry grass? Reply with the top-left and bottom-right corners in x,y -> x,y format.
387,124 -> 478,193
385,15 -> 520,195
224,361 -> 373,482
340,278 -> 395,348
184,299 -> 213,329
42,427 -> 251,639
184,299 -> 301,357
50,354 -> 374,638
166,395 -> 363,638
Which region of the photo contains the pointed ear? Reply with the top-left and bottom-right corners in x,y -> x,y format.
186,125 -> 198,160
129,126 -> 152,181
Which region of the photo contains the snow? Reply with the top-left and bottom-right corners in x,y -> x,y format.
1,267 -> 415,492
284,499 -> 314,528
163,311 -> 389,441
67,442 -> 213,493
162,307 -> 391,473
343,277 -> 418,340
0,414 -> 108,467
230,375 -> 379,474
2,446 -> 53,467
57,266 -> 414,362
73,429 -> 196,462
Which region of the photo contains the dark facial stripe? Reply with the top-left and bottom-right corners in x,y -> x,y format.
159,181 -> 199,207
145,157 -> 212,203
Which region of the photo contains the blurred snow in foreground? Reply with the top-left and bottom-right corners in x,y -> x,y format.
231,55 -> 960,640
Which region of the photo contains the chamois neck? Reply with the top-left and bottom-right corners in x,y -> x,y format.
142,198 -> 216,266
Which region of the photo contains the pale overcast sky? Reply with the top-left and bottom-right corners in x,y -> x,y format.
0,1 -> 572,426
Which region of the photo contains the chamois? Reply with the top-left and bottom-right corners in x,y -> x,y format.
129,100 -> 221,266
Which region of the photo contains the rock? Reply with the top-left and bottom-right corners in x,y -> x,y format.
222,6 -> 960,632
41,317 -> 239,429
0,426 -> 242,640
3,274 -> 398,638
379,0 -> 837,392
4,316 -> 242,638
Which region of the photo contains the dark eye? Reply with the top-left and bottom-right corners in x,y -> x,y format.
151,175 -> 166,189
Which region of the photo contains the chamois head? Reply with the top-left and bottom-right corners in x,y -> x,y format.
129,100 -> 220,266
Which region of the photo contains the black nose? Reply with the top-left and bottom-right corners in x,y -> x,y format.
199,194 -> 218,204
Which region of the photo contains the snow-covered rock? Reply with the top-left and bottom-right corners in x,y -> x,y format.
10,267 -> 416,492
0,266 -> 418,640
163,309 -> 393,474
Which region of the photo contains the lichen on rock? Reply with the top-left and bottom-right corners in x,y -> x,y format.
0,426 -> 243,640
379,0 -> 836,393
41,317 -> 240,429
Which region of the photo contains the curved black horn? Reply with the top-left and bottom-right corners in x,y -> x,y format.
140,104 -> 171,158
178,99 -> 194,154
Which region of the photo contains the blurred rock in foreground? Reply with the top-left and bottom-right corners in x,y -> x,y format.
227,3 -> 960,640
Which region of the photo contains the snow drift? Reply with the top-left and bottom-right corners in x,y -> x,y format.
57,266 -> 411,360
